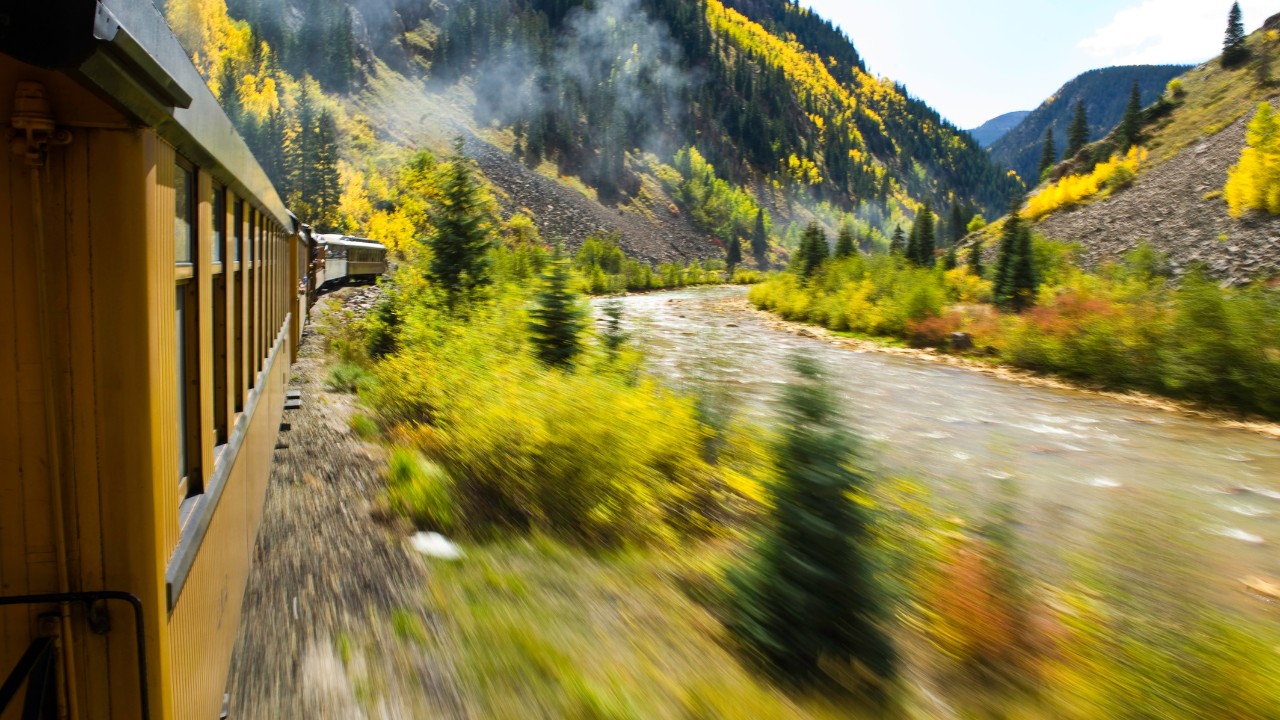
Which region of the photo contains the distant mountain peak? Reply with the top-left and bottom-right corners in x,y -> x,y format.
969,111 -> 1031,148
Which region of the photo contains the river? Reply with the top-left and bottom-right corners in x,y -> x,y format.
604,286 -> 1280,611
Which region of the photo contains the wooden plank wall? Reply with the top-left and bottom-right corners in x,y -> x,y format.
1,60 -> 158,719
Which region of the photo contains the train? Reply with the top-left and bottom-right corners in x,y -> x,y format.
312,234 -> 390,290
0,1 -> 383,718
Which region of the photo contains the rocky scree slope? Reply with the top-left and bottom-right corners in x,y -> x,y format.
462,134 -> 712,264
1036,102 -> 1280,283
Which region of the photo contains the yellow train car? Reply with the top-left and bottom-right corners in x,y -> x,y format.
1,0 -> 310,716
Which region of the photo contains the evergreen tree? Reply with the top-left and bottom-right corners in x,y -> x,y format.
949,202 -> 965,245
908,203 -> 935,266
943,244 -> 958,270
1067,100 -> 1089,158
794,222 -> 828,278
889,225 -> 906,256
312,110 -> 341,230
726,236 -> 744,275
1037,128 -> 1057,181
729,354 -> 896,687
834,225 -> 856,258
968,240 -> 984,278
751,209 -> 770,269
1223,2 -> 1250,68
600,298 -> 628,357
529,245 -> 587,368
429,143 -> 494,305
994,209 -> 1036,311
1118,81 -> 1142,151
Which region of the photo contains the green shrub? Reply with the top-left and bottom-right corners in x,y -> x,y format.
386,448 -> 456,532
350,414 -> 379,439
326,362 -> 374,393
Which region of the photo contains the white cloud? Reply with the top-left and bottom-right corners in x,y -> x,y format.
1078,0 -> 1274,66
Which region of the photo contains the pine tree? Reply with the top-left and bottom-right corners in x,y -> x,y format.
949,202 -> 965,245
968,240 -> 983,277
994,209 -> 1036,312
1037,128 -> 1057,181
834,224 -> 856,258
429,143 -> 494,305
751,209 -> 770,269
794,222 -> 828,278
1118,81 -> 1142,151
943,244 -> 958,270
1067,100 -> 1089,158
529,246 -> 586,368
889,225 -> 906,256
312,110 -> 341,231
726,236 -> 744,275
908,202 -> 935,266
729,354 -> 896,687
600,298 -> 628,357
1223,2 -> 1250,68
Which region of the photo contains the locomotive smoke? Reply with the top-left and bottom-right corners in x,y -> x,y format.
469,0 -> 700,158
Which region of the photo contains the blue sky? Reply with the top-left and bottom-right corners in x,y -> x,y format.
799,0 -> 1274,128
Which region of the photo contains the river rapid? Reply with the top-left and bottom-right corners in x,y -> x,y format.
602,286 -> 1280,612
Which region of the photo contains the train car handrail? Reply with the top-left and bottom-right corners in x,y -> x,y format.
0,591 -> 149,720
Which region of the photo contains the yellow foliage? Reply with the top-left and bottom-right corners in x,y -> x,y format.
943,267 -> 992,304
366,210 -> 417,257
704,0 -> 872,145
1023,147 -> 1147,221
164,0 -> 252,90
238,69 -> 280,122
1225,103 -> 1280,217
784,154 -> 823,186
337,161 -> 373,229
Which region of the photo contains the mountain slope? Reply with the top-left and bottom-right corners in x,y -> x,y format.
1031,23 -> 1280,281
990,65 -> 1191,182
175,0 -> 1023,263
433,0 -> 1022,218
969,111 -> 1030,147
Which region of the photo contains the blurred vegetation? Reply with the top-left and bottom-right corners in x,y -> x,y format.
751,242 -> 1280,418
729,356 -> 896,694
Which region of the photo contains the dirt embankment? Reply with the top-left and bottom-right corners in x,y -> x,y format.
1036,107 -> 1280,283
227,290 -> 464,719
461,134 -> 715,264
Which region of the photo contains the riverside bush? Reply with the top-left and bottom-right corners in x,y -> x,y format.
751,246 -> 1280,417
367,288 -> 768,547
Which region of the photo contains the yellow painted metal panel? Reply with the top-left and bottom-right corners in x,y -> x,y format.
90,129 -> 169,720
0,62 -> 31,687
64,128 -> 112,718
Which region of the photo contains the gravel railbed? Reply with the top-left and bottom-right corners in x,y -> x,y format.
226,290 -> 465,719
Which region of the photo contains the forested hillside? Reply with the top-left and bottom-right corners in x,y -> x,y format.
436,0 -> 1021,214
990,65 -> 1190,182
163,0 -> 1022,262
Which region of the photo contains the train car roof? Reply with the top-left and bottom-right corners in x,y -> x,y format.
314,235 -> 386,251
0,0 -> 296,232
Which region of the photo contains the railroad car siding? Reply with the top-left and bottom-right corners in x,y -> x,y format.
1,0 -> 304,714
